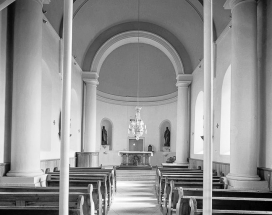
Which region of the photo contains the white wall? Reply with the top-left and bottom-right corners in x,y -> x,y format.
39,19 -> 83,160
96,100 -> 177,166
190,24 -> 232,164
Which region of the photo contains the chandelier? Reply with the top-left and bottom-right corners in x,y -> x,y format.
128,107 -> 147,140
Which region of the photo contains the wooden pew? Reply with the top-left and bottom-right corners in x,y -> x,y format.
155,168 -> 204,196
47,171 -> 112,208
177,195 -> 272,215
179,187 -> 272,198
0,184 -> 101,215
162,178 -> 225,214
47,177 -> 108,215
0,192 -> 84,215
68,167 -> 117,193
157,173 -> 221,203
161,163 -> 189,168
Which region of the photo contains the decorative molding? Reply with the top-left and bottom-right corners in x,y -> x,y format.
91,31 -> 184,76
97,90 -> 177,106
82,71 -> 99,85
176,74 -> 193,87
185,0 -> 203,22
176,81 -> 191,88
224,0 -> 256,10
73,0 -> 89,19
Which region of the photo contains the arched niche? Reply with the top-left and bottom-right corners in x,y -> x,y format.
70,89 -> 80,151
41,60 -> 52,151
194,91 -> 204,154
159,120 -> 171,151
100,118 -> 113,150
220,65 -> 231,155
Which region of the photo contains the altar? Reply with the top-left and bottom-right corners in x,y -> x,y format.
118,151 -> 153,167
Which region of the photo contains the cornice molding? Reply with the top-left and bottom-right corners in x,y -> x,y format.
176,74 -> 193,82
91,31 -> 184,76
97,91 -> 178,106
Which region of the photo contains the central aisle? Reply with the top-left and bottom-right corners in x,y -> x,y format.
107,169 -> 163,215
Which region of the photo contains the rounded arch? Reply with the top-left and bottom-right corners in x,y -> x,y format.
194,91 -> 204,154
91,30 -> 184,76
100,118 -> 113,150
82,22 -> 192,74
159,119 -> 172,151
220,65 -> 231,155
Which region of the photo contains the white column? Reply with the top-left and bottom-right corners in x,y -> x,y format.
203,0 -> 213,213
175,80 -> 191,164
224,0 -> 268,190
83,72 -> 99,152
3,0 -> 47,181
59,0 -> 73,214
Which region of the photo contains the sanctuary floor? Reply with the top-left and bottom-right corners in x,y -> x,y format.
107,170 -> 163,215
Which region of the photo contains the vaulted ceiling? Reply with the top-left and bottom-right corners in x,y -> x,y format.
43,0 -> 231,97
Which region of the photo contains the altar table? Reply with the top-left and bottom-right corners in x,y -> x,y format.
118,151 -> 153,166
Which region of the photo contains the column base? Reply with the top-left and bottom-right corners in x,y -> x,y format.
76,152 -> 100,167
0,174 -> 47,187
226,174 -> 269,191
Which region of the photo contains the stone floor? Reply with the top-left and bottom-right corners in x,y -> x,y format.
107,180 -> 163,215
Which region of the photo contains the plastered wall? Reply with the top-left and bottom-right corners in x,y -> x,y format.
96,100 -> 177,166
190,24 -> 231,164
40,20 -> 83,160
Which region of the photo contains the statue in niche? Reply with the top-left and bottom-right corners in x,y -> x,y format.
101,126 -> 108,145
164,127 -> 170,147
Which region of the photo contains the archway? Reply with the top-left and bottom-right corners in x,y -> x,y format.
220,65 -> 231,155
90,30 -> 184,77
194,91 -> 204,154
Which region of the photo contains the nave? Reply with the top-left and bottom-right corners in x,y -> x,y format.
108,169 -> 162,215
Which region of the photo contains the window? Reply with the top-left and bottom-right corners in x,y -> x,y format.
194,91 -> 204,154
220,65 -> 231,155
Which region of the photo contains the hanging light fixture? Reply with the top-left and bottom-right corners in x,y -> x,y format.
128,107 -> 147,140
128,0 -> 147,140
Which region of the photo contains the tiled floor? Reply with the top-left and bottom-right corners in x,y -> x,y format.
107,181 -> 163,215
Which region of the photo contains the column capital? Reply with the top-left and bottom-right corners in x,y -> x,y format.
82,71 -> 99,85
176,74 -> 192,87
224,0 -> 256,10
176,81 -> 191,88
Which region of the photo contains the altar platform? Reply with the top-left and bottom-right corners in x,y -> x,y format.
117,151 -> 153,170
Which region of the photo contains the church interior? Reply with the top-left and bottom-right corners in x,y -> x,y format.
1,0 -> 272,214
